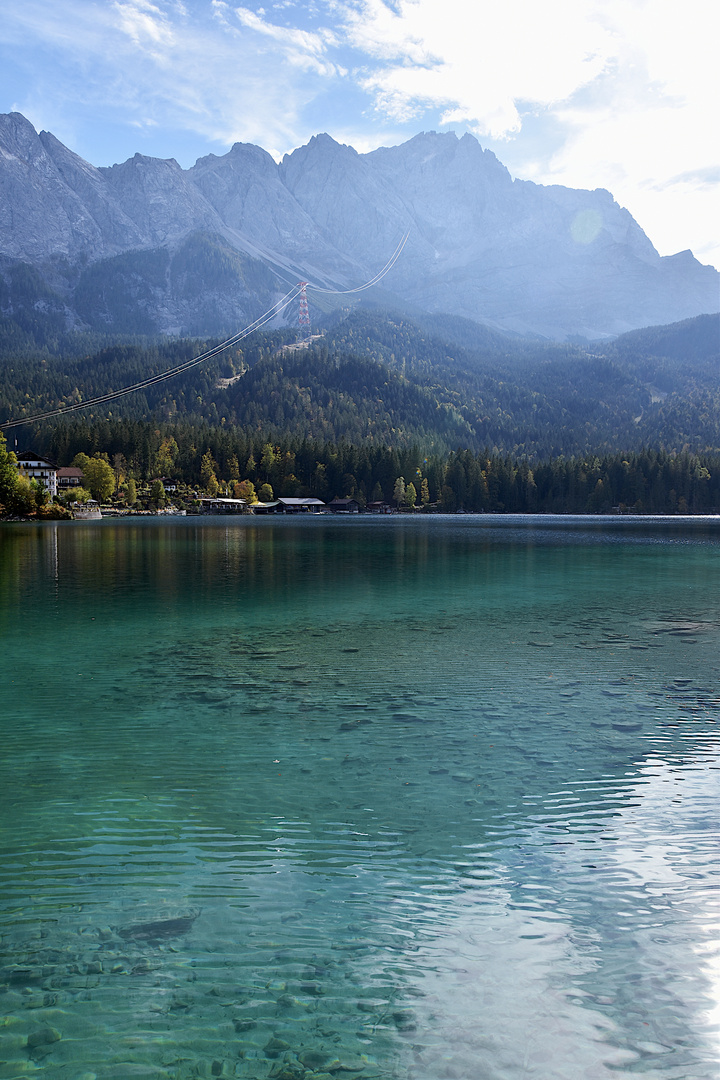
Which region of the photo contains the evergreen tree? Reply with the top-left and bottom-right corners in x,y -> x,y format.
124,478 -> 137,505
200,450 -> 219,494
150,479 -> 166,506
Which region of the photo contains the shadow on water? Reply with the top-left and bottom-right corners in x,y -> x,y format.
1,516 -> 719,1078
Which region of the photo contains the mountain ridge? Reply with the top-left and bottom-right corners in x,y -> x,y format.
0,112 -> 717,340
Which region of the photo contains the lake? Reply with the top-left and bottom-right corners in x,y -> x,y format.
0,515 -> 718,1080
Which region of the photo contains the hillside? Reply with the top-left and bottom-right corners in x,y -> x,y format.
2,311 -> 718,459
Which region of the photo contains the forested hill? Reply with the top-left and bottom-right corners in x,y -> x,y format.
1,309 -> 718,459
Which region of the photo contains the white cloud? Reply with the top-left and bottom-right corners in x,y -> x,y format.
341,0 -> 615,138
0,0 -> 344,155
542,97 -> 720,263
520,1 -> 720,262
232,4 -> 339,73
113,0 -> 177,59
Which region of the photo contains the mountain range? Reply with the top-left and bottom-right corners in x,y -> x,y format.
1,112 -> 717,342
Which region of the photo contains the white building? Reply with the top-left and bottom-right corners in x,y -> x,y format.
16,452 -> 58,498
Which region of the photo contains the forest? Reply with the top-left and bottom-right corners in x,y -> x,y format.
1,307 -> 718,515
2,421 -> 718,517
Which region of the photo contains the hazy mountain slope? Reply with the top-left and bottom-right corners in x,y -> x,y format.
2,311 -> 718,457
610,313 -> 720,365
317,309 -> 720,454
0,113 -> 717,341
72,233 -> 283,336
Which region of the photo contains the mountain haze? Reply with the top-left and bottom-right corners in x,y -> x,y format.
0,112 -> 717,341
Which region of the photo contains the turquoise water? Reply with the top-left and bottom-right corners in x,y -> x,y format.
0,515 -> 718,1080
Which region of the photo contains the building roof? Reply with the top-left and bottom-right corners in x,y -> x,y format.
57,467 -> 84,478
16,452 -> 57,467
198,497 -> 247,506
277,497 -> 325,506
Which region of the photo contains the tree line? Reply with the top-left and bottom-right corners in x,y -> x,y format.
3,421 -> 718,516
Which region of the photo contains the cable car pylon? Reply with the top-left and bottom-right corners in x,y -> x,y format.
297,281 -> 311,341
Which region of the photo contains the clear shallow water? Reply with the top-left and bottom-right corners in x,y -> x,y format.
0,515 -> 718,1080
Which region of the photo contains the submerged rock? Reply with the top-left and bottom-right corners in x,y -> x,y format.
235,1018 -> 258,1032
270,1065 -> 305,1080
27,1025 -> 61,1048
264,1036 -> 292,1057
299,1048 -> 330,1069
118,912 -> 198,942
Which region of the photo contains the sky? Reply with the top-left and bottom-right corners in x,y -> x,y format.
1,0 -> 718,270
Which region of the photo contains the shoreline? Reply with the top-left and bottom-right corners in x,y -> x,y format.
4,510 -> 720,524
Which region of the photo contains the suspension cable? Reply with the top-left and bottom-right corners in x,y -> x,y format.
0,285 -> 301,430
309,230 -> 410,295
0,230 -> 410,430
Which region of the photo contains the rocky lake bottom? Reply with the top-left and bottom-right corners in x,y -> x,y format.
0,516 -> 718,1079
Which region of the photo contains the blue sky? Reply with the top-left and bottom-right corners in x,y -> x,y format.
1,0 -> 718,269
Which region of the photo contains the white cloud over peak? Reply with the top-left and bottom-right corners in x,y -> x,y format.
0,0 -> 338,154
113,0 -> 178,59
342,0 -> 614,138
231,5 -> 342,75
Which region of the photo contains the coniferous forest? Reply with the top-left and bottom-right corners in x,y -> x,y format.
1,306 -> 718,514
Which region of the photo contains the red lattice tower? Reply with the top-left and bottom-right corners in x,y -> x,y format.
297,281 -> 311,339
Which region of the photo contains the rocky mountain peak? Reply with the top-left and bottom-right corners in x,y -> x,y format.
283,132 -> 358,163
0,113 -> 717,339
0,111 -> 42,157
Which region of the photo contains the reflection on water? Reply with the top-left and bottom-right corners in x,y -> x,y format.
0,516 -> 718,1079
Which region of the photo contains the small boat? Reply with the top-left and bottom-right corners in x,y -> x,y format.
71,500 -> 102,520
